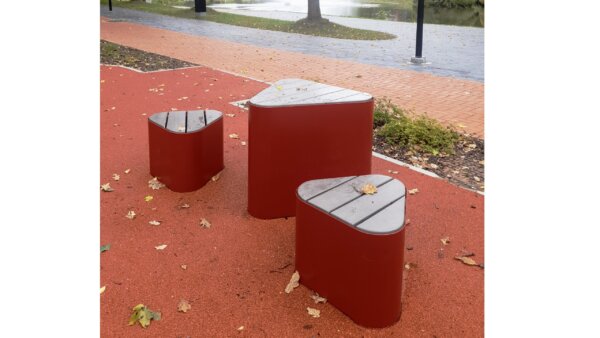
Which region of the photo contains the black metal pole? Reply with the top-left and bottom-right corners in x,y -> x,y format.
195,0 -> 207,13
109,0 -> 112,11
415,0 -> 424,58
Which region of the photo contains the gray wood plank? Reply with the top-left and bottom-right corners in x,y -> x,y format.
205,110 -> 222,126
186,110 -> 206,132
356,197 -> 405,234
250,78 -> 372,107
148,112 -> 168,128
166,111 -> 187,133
308,175 -> 393,213
297,176 -> 356,201
330,179 -> 406,226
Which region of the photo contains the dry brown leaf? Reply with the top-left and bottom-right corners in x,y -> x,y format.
155,244 -> 167,250
100,286 -> 106,294
178,203 -> 190,209
124,168 -> 131,174
200,218 -> 211,228
454,256 -> 478,266
225,113 -> 236,117
229,133 -> 239,139
441,237 -> 451,245
112,173 -> 120,181
211,173 -> 221,182
101,183 -> 114,192
181,264 -> 187,270
148,177 -> 165,190
307,307 -> 320,318
177,299 -> 191,313
126,210 -> 136,220
149,220 -> 161,226
311,293 -> 327,304
408,188 -> 419,195
285,271 -> 300,294
387,170 -> 399,174
237,326 -> 245,331
429,164 -> 439,169
361,183 -> 377,195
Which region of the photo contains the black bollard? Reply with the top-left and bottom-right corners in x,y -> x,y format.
195,0 -> 207,13
411,0 -> 426,64
109,0 -> 112,11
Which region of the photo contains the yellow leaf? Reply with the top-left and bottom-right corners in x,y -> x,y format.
408,188 -> 419,195
454,256 -> 478,266
361,183 -> 377,195
177,299 -> 191,313
285,271 -> 300,294
145,195 -> 154,202
307,307 -> 320,318
155,244 -> 167,250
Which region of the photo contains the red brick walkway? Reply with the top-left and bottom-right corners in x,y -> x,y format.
100,17 -> 484,138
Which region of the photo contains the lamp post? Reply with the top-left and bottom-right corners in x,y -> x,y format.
410,0 -> 426,64
195,0 -> 207,15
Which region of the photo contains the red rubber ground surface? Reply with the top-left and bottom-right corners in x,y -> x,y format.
100,65 -> 484,337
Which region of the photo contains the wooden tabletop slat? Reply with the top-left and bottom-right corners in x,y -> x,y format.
165,111 -> 187,133
186,110 -> 206,132
148,112 -> 168,128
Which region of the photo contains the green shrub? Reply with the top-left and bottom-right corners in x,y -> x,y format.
374,98 -> 459,155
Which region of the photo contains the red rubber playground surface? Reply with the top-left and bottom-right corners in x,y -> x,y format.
100,64 -> 484,337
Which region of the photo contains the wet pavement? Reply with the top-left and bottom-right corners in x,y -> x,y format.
100,6 -> 483,82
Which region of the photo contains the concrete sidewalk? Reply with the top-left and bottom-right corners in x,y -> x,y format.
100,15 -> 484,138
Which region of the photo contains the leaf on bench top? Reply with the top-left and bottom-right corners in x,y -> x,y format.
307,307 -> 320,318
285,271 -> 300,294
101,183 -> 114,192
126,210 -> 136,220
148,177 -> 165,190
360,183 -> 377,195
112,173 -> 120,181
199,218 -> 211,229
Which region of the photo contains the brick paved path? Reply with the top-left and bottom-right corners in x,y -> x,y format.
101,17 -> 484,137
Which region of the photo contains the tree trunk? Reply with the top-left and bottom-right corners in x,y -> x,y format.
307,0 -> 322,21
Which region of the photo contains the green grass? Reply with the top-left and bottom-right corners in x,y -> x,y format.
374,98 -> 460,155
101,0 -> 396,40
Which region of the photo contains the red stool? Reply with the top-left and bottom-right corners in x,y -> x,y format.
296,174 -> 407,328
248,79 -> 374,219
148,110 -> 224,192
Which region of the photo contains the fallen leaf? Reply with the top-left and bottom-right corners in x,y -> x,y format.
101,183 -> 114,192
237,326 -> 245,331
454,256 -> 478,266
225,113 -> 236,117
148,220 -> 161,226
124,169 -> 131,174
100,244 -> 111,253
275,85 -> 283,91
355,74 -> 362,78
200,218 -> 211,228
474,176 -> 481,182
241,141 -> 247,146
128,304 -> 161,328
100,286 -> 106,294
478,160 -> 484,165
285,271 -> 300,294
211,173 -> 221,182
155,244 -> 167,250
387,170 -> 399,174
457,123 -> 467,129
307,307 -> 320,318
145,195 -> 154,202
467,143 -> 477,149
178,203 -> 190,209
177,299 -> 191,313
311,293 -> 327,304
361,183 -> 377,195
229,133 -> 239,139
408,188 -> 419,195
112,173 -> 120,181
429,164 -> 439,169
441,237 -> 450,245
148,177 -> 165,190
177,126 -> 185,132
181,264 -> 187,270
126,210 -> 136,220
